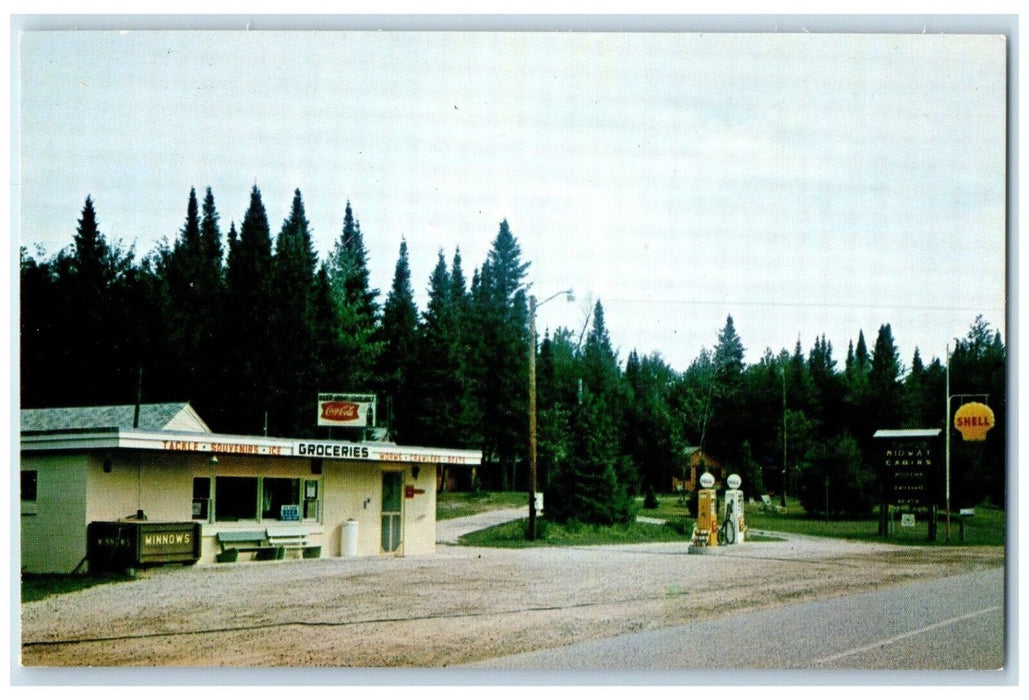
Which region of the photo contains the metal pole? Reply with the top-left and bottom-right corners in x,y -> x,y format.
528,294 -> 538,541
133,365 -> 143,429
781,362 -> 787,508
825,476 -> 830,523
945,344 -> 951,543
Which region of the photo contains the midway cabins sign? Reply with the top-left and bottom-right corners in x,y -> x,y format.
876,430 -> 942,539
874,429 -> 942,539
875,430 -> 941,508
884,442 -> 935,507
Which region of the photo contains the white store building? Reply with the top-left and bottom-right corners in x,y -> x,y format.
20,403 -> 481,573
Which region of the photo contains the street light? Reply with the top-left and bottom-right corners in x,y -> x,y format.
528,287 -> 574,540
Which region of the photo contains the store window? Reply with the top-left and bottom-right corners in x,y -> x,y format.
215,476 -> 258,521
262,478 -> 301,521
304,479 -> 320,520
21,470 -> 38,502
192,477 -> 211,521
21,470 -> 38,516
211,476 -> 320,523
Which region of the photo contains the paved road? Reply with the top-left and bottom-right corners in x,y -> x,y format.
465,566 -> 1006,672
436,508 -> 669,544
435,507 -> 528,544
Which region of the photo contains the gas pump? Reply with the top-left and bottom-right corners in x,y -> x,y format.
690,472 -> 719,547
720,473 -> 746,544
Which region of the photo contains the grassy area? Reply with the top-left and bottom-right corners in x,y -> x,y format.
638,494 -> 693,522
21,572 -> 136,603
639,494 -> 1005,547
459,517 -> 695,548
436,490 -> 528,520
744,498 -> 1006,547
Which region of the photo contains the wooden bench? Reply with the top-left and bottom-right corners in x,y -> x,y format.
266,526 -> 321,559
216,530 -> 280,562
761,494 -> 786,514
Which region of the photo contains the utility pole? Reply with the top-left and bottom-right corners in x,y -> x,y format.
781,360 -> 788,508
527,288 -> 573,541
528,294 -> 538,541
945,344 -> 951,542
133,365 -> 143,429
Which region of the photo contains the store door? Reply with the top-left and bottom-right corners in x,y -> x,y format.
381,472 -> 403,553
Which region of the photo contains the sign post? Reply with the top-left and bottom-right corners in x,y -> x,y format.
944,344 -> 993,542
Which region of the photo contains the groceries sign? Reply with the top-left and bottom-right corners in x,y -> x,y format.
317,393 -> 376,428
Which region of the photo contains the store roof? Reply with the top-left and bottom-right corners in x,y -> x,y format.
20,403 -> 481,465
873,429 -> 942,439
21,403 -> 211,434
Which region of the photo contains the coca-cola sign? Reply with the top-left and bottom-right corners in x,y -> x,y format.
317,393 -> 376,427
321,401 -> 360,422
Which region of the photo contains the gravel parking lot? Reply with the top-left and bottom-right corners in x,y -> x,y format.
20,526 -> 1003,668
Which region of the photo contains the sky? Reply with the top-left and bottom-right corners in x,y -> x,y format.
15,28 -> 1008,373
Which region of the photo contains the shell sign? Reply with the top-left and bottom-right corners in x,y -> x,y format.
954,402 -> 995,441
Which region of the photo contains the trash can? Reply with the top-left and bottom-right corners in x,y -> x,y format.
342,519 -> 359,557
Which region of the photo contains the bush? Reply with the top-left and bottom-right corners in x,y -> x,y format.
643,484 -> 659,509
663,518 -> 693,536
523,517 -> 548,539
798,435 -> 876,518
545,395 -> 637,526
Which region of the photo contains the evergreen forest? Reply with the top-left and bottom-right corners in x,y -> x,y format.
20,189 -> 1007,521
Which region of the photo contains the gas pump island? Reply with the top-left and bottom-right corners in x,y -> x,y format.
689,472 -> 746,553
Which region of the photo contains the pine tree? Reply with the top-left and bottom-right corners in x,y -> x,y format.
311,264 -> 344,399
624,350 -> 679,493
54,196 -> 134,404
325,200 -> 381,392
222,185 -> 275,434
548,300 -> 634,524
854,330 -> 870,375
378,239 -> 420,442
949,316 -> 1006,506
535,327 -> 577,493
409,250 -> 461,445
902,347 -> 928,428
158,187 -> 226,421
808,334 -> 846,439
868,323 -> 903,428
472,220 -> 530,489
842,329 -> 872,456
713,315 -> 745,384
448,248 -> 478,447
20,248 -> 60,406
706,314 -> 748,469
268,188 -> 320,436
327,201 -> 379,318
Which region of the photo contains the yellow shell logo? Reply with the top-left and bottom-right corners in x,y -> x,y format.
954,402 -> 995,442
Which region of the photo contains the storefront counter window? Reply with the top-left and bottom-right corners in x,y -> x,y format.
215,476 -> 258,521
213,476 -> 321,523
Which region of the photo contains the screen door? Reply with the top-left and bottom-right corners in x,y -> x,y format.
381,471 -> 403,553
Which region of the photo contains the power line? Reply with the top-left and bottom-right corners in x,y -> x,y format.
595,297 -> 1004,314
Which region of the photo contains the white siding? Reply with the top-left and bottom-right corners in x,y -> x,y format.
20,453 -> 89,574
